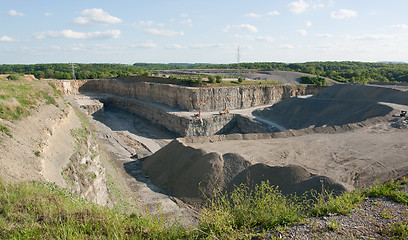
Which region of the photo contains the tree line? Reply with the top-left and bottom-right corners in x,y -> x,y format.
0,63 -> 144,80
1,62 -> 408,83
135,61 -> 408,83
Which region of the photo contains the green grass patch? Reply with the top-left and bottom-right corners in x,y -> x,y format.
364,178 -> 408,204
0,179 -> 188,239
198,181 -> 304,238
0,123 -> 11,137
383,221 -> 408,239
0,78 -> 61,121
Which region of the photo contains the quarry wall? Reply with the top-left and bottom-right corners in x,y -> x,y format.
101,95 -> 270,137
77,78 -> 322,111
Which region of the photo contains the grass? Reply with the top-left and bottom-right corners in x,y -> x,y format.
0,78 -> 60,121
0,179 -> 188,239
384,221 -> 408,239
0,123 -> 11,137
0,175 -> 407,239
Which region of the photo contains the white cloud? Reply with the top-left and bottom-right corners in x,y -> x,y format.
233,34 -> 274,42
392,24 -> 408,30
316,33 -> 333,38
73,8 -> 122,25
297,29 -> 308,36
189,43 -> 225,49
134,20 -> 154,27
34,29 -> 121,40
166,44 -> 186,49
331,9 -> 357,19
245,13 -> 262,19
224,24 -> 258,33
343,34 -> 401,41
267,11 -> 280,16
131,42 -> 158,49
181,18 -> 193,26
306,21 -> 312,27
288,0 -> 309,14
8,10 -> 24,16
44,12 -> 54,17
0,35 -> 15,42
66,43 -> 85,51
144,28 -> 184,37
279,44 -> 295,49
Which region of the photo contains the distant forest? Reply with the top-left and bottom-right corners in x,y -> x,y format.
1,62 -> 408,83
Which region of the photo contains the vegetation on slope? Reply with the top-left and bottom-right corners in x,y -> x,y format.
0,77 -> 61,138
0,177 -> 407,239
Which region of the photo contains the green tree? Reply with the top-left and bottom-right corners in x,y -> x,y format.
215,75 -> 222,83
208,75 -> 216,83
238,77 -> 243,83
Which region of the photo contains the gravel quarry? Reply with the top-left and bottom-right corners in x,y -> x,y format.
5,76 -> 407,224
58,79 -> 408,211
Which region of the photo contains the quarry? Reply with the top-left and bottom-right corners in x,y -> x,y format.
52,74 -> 408,206
1,73 -> 408,232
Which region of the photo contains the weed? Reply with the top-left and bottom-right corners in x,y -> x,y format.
310,189 -> 365,217
327,219 -> 340,232
0,123 -> 12,137
33,150 -> 40,157
42,91 -> 58,107
199,181 -> 304,238
364,178 -> 408,204
381,209 -> 393,219
0,180 -> 189,239
383,221 -> 408,239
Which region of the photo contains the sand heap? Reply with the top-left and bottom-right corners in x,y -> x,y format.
142,139 -> 347,204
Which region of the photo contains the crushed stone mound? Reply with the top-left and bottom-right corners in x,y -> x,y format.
314,83 -> 408,105
142,139 -> 347,204
254,98 -> 393,130
253,83 -> 406,130
227,163 -> 347,196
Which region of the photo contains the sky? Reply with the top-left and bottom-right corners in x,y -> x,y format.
1,0 -> 408,64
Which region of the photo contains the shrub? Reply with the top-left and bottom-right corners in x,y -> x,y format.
208,75 -> 216,83
7,74 -> 20,81
215,75 -> 223,83
238,77 -> 243,83
300,76 -> 326,86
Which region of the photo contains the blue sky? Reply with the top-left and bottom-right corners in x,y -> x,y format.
1,0 -> 407,64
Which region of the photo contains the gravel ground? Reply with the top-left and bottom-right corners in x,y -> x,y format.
260,185 -> 408,239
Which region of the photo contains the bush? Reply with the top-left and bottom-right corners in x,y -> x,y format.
215,75 -> 223,83
208,75 -> 216,83
238,77 -> 243,83
7,74 -> 20,81
199,181 -> 303,237
300,76 -> 326,86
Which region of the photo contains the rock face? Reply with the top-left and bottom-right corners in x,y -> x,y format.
78,78 -> 322,111
102,95 -> 270,137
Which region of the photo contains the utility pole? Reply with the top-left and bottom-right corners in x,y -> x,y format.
71,63 -> 76,80
237,45 -> 241,78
